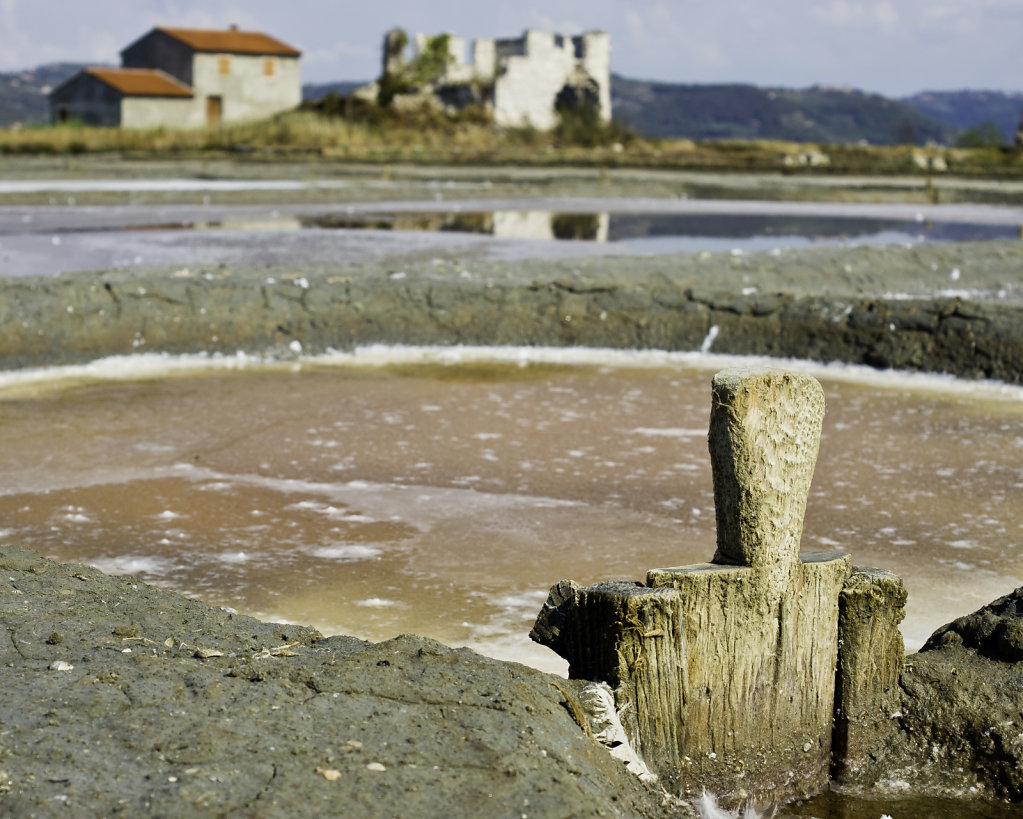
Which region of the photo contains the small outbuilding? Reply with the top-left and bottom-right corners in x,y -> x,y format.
50,68 -> 194,128
50,25 -> 301,128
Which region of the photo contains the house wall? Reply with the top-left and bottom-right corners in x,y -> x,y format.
191,52 -> 301,123
121,96 -> 203,129
49,73 -> 122,126
122,31 -> 195,86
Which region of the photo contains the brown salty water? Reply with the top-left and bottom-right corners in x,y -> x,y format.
0,349 -> 1021,680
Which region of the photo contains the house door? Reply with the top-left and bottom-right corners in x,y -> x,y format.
206,96 -> 222,126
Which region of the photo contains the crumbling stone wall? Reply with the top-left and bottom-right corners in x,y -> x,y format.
378,27 -> 611,129
490,30 -> 610,129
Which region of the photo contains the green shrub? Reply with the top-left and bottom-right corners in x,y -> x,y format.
954,121 -> 1005,149
377,33 -> 453,107
553,101 -> 635,149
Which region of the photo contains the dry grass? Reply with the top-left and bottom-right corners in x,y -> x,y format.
2,109 -> 1022,178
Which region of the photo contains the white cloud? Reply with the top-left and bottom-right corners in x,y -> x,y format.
156,2 -> 261,31
81,32 -> 122,65
619,4 -> 729,75
523,11 -> 585,34
872,1 -> 899,34
811,0 -> 898,31
303,40 -> 377,74
810,0 -> 865,27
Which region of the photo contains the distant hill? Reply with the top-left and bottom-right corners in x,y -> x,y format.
901,90 -> 1023,142
302,81 -> 367,101
610,75 -> 957,145
0,63 -> 88,127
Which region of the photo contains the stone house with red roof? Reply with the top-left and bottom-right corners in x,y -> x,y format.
50,26 -> 301,128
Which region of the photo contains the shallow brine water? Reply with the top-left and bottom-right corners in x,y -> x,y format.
1,348 -> 1021,682
219,209 -> 1021,250
3,198 -> 1021,277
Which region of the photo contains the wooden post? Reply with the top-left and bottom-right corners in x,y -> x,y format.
708,367 -> 826,585
832,567 -> 906,781
647,369 -> 850,803
531,581 -> 687,778
533,368 -> 854,805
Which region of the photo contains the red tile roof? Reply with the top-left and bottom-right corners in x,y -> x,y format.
157,26 -> 301,57
86,68 -> 194,97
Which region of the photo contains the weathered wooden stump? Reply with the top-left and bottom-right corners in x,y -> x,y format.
532,367 -> 910,806
832,567 -> 907,781
646,369 -> 850,803
531,580 -> 686,776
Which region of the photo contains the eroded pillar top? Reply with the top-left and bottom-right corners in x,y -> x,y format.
708,367 -> 825,574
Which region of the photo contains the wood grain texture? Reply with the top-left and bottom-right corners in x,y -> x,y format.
532,368 -> 872,806
832,566 -> 907,781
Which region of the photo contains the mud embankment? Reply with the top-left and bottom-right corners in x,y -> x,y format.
3,240 -> 1023,382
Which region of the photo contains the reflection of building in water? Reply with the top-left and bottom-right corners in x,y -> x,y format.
200,217 -> 302,231
550,212 -> 609,241
266,209 -> 610,241
492,211 -> 609,242
492,211 -> 555,240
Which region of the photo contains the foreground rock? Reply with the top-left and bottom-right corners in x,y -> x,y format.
0,546 -> 687,818
839,586 -> 1023,803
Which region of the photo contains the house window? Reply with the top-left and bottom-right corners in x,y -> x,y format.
218,57 -> 231,75
264,58 -> 275,76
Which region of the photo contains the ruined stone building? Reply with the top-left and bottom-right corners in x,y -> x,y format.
380,29 -> 611,130
50,26 -> 301,128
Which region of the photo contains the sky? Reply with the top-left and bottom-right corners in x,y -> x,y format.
1,0 -> 1021,97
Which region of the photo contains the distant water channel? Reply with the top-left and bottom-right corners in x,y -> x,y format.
2,348 -> 1022,819
302,208 -> 1020,251
1,198 -> 1020,277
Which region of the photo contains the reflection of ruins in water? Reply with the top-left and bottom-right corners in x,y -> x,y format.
494,210 -> 609,241
186,209 -> 1015,246
308,209 -> 610,242
29,206 -> 1017,251
177,210 -> 579,239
